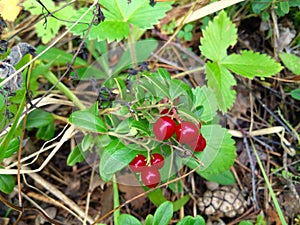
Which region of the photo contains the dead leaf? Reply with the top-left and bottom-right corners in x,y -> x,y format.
118,173 -> 147,209
0,0 -> 22,22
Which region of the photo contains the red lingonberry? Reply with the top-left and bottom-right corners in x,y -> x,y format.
129,154 -> 147,173
175,121 -> 199,144
153,116 -> 176,140
190,134 -> 207,152
141,167 -> 161,188
150,153 -> 164,169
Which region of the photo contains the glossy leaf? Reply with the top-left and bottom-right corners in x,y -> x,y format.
199,10 -> 237,61
3,138 -> 20,158
153,201 -> 173,225
69,111 -> 107,132
222,50 -> 283,78
99,140 -> 139,181
0,173 -> 15,194
201,169 -> 236,185
81,134 -> 93,152
67,145 -> 88,166
26,109 -> 54,129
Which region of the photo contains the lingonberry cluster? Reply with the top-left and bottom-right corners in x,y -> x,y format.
153,111 -> 207,152
129,153 -> 164,188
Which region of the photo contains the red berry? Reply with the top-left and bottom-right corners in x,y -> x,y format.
153,116 -> 176,140
129,154 -> 147,173
175,121 -> 199,144
190,134 -> 207,152
141,167 -> 160,188
150,153 -> 164,169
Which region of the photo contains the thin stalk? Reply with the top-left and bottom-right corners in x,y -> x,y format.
43,71 -> 86,110
113,175 -> 120,225
250,138 -> 288,225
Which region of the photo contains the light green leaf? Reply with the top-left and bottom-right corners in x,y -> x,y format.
67,145 -> 88,166
26,109 -> 54,129
145,75 -> 171,99
0,173 -> 15,194
206,62 -> 236,113
192,86 -> 218,123
0,94 -> 5,111
222,50 -> 283,78
177,215 -> 206,225
145,214 -> 154,225
3,138 -> 20,158
68,1 -> 172,41
279,52 -> 300,75
153,201 -> 173,225
184,125 -> 236,175
130,119 -> 150,135
199,10 -> 237,61
69,111 -> 107,132
81,134 -> 93,152
118,214 -> 142,225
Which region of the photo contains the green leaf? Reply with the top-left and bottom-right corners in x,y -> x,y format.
145,214 -> 154,225
99,140 -> 139,181
148,189 -> 168,206
279,52 -> 300,75
26,109 -> 54,129
199,10 -> 237,61
0,173 -> 15,194
201,170 -> 236,185
206,62 -> 236,113
172,195 -> 190,212
130,119 -> 150,135
118,214 -> 142,225
144,75 -> 171,99
238,221 -> 253,225
279,1 -> 289,14
0,94 -> 4,111
36,46 -> 87,66
81,134 -> 94,152
115,118 -> 131,134
68,1 -> 172,41
24,0 -> 74,43
67,145 -> 88,166
69,111 -> 107,132
222,50 -> 283,78
291,89 -> 300,101
36,123 -> 55,141
177,215 -> 206,225
192,86 -> 218,123
153,201 -> 173,225
251,0 -> 272,14
184,125 -> 236,175
3,138 -> 20,158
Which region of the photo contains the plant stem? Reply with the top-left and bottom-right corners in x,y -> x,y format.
43,71 -> 86,110
113,175 -> 120,225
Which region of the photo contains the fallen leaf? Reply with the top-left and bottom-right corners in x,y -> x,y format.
0,0 -> 22,22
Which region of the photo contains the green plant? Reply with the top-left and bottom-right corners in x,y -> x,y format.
177,23 -> 194,41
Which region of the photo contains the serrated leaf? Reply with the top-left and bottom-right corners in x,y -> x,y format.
68,1 -> 172,41
184,125 -> 236,175
67,145 -> 88,166
199,10 -> 237,61
69,111 -> 107,132
118,214 -> 142,225
279,52 -> 300,75
26,109 -> 54,129
192,86 -> 218,123
206,62 -> 236,113
153,201 -> 173,225
99,140 -> 139,181
0,173 -> 15,194
222,50 -> 283,78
